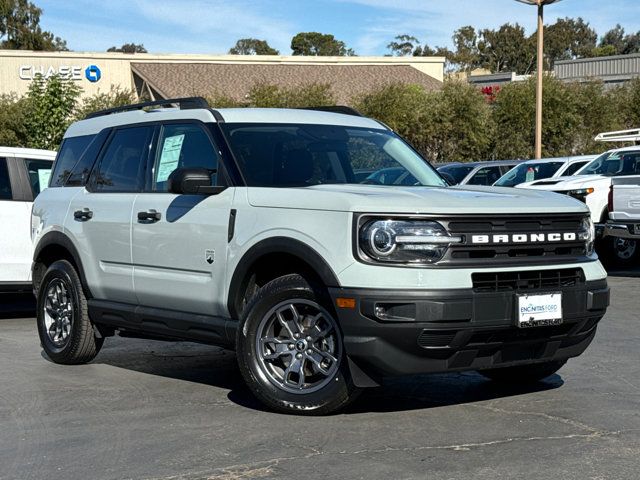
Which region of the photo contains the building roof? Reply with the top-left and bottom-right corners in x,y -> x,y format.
131,62 -> 442,104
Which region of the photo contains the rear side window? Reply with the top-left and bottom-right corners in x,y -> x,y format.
0,158 -> 11,200
24,159 -> 53,197
92,126 -> 153,192
468,166 -> 502,185
50,135 -> 95,187
152,123 -> 219,192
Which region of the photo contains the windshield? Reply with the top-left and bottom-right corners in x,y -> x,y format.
437,164 -> 475,185
220,123 -> 447,187
494,161 -> 564,187
577,150 -> 640,176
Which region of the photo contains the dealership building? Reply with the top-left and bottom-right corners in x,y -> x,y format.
0,50 -> 445,104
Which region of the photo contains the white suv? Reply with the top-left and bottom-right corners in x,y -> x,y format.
0,147 -> 55,294
31,98 -> 609,414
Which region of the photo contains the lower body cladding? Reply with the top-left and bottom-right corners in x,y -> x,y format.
329,270 -> 609,385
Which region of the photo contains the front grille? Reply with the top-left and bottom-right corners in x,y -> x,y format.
472,268 -> 585,293
440,214 -> 588,266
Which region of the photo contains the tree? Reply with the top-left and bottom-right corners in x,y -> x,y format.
107,43 -> 147,54
599,25 -> 640,55
449,26 -> 480,71
24,74 -> 81,150
0,0 -> 67,50
0,94 -> 29,147
247,83 -> 335,108
544,17 -> 597,66
387,35 -> 420,56
228,38 -> 279,55
477,23 -> 536,74
290,32 -> 355,56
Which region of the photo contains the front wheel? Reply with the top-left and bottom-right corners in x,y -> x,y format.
478,359 -> 567,384
36,260 -> 103,364
236,274 -> 359,415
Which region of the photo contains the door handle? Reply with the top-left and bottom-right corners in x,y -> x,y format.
73,208 -> 93,221
137,209 -> 162,223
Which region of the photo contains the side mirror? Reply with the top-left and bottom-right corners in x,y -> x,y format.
440,172 -> 457,186
167,167 -> 226,195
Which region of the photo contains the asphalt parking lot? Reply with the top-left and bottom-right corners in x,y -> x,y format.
1,269 -> 639,480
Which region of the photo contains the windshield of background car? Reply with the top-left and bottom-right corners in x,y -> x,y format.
437,164 -> 474,184
577,150 -> 640,176
494,161 -> 564,187
221,124 -> 447,187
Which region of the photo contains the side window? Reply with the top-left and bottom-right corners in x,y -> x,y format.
24,159 -> 53,197
563,162 -> 587,176
152,123 -> 219,192
50,135 -> 95,187
92,126 -> 153,192
468,166 -> 502,185
0,158 -> 12,200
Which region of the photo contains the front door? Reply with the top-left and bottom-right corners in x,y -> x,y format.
132,122 -> 232,316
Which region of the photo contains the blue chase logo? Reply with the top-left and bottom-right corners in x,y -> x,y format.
85,65 -> 102,83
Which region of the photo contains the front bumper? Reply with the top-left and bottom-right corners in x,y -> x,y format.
329,278 -> 609,382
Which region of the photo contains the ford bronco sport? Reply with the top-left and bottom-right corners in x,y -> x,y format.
31,97 -> 610,414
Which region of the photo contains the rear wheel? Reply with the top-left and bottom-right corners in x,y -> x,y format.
36,260 -> 103,364
479,360 -> 567,383
599,236 -> 639,267
236,274 -> 359,415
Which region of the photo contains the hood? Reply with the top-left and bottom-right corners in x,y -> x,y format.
246,184 -> 589,215
517,174 -> 611,190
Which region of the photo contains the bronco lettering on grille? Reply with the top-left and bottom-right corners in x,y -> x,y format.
470,233 -> 578,244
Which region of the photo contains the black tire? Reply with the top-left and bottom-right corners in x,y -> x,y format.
236,274 -> 359,415
36,260 -> 103,365
479,359 -> 567,383
598,236 -> 639,268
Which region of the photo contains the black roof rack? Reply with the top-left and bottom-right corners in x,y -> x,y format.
301,106 -> 363,117
84,96 -> 210,120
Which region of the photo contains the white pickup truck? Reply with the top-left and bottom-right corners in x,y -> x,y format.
603,176 -> 640,264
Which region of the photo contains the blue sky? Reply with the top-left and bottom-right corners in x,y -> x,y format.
38,0 -> 640,56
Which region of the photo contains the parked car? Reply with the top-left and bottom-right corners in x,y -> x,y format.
0,147 -> 55,295
31,98 -> 608,415
602,175 -> 640,265
518,142 -> 640,265
437,160 -> 521,186
494,156 -> 596,187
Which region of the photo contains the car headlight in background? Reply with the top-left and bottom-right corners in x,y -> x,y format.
358,219 -> 462,264
578,217 -> 595,255
567,187 -> 594,203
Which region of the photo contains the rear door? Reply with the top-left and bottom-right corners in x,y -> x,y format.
0,154 -> 31,284
131,122 -> 233,316
65,126 -> 154,303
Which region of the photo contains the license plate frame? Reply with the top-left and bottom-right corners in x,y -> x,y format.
516,292 -> 563,328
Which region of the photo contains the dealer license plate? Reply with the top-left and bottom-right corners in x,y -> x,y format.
517,293 -> 563,328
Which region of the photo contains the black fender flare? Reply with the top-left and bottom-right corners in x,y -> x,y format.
227,237 -> 341,319
33,231 -> 92,297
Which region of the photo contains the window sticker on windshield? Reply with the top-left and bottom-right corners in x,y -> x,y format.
38,169 -> 52,191
156,134 -> 185,182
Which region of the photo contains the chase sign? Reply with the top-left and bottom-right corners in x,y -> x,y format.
19,64 -> 102,83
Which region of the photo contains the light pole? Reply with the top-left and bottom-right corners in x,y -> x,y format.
515,0 -> 563,159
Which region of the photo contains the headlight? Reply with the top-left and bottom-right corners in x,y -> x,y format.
358,219 -> 462,264
578,217 -> 595,255
567,188 -> 594,203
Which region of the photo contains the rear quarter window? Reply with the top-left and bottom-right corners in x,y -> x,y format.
0,158 -> 11,200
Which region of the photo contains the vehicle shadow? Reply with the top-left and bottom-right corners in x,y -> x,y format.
87,335 -> 563,415
0,293 -> 36,319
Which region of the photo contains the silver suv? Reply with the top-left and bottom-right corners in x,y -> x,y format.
32,98 -> 610,415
